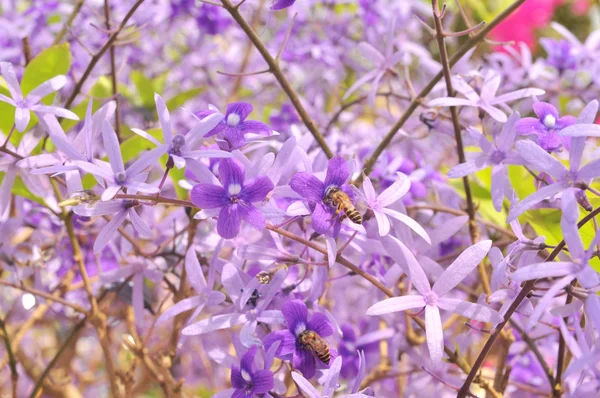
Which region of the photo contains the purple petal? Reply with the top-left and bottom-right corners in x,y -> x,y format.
491,87 -> 545,105
381,235 -> 430,294
373,209 -> 390,237
191,184 -> 229,208
240,120 -> 272,136
366,295 -> 426,316
157,296 -> 204,324
185,246 -> 207,293
560,123 -> 600,137
102,121 -> 124,173
491,164 -> 504,212
526,275 -> 575,331
291,372 -> 320,398
437,298 -> 503,324
26,75 -> 67,103
290,172 -> 325,202
584,294 -> 600,333
226,102 -> 254,121
507,182 -> 567,223
218,158 -> 245,189
427,97 -> 474,107
0,62 -> 22,100
222,126 -> 246,150
239,176 -> 273,203
271,0 -> 296,10
0,168 -> 17,217
252,370 -> 274,394
425,305 -> 444,364
578,158 -> 600,181
512,262 -> 578,281
381,208 -> 431,243
496,112 -> 520,151
532,102 -> 558,121
324,156 -> 349,188
230,366 -> 246,390
14,107 -> 30,132
556,115 -> 576,130
240,346 -> 257,374
433,240 -> 492,297
377,172 -> 410,207
264,330 -> 296,357
93,210 -> 128,253
30,104 -> 79,120
133,273 -> 145,325
181,313 -> 247,335
238,202 -> 266,231
154,93 -> 172,144
294,347 -> 316,379
480,72 -> 501,101
125,146 -> 164,178
307,312 -> 334,337
282,299 -> 309,336
481,105 -> 508,123
515,118 -> 545,136
217,204 -> 242,239
129,208 -> 152,238
311,202 -> 335,234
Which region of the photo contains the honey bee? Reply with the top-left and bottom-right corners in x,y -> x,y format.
58,190 -> 100,208
298,330 -> 331,365
324,186 -> 362,225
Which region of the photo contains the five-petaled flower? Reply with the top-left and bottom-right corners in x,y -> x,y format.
366,237 -> 502,364
231,346 -> 275,398
264,299 -> 335,379
0,62 -> 79,132
196,102 -> 272,151
191,158 -> 274,239
290,156 -> 356,236
515,102 -> 575,152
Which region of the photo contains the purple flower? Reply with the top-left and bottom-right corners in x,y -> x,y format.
338,324 -> 393,379
269,103 -> 299,132
366,237 -> 502,364
196,102 -> 272,151
448,112 -> 524,211
0,62 -> 79,132
515,102 -> 576,152
271,0 -> 296,10
290,156 -> 355,236
264,299 -> 335,379
540,38 -> 577,73
428,71 -> 545,123
191,159 -> 273,239
230,346 -> 274,398
73,122 -> 163,201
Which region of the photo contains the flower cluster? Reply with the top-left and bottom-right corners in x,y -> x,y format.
2,1 -> 600,397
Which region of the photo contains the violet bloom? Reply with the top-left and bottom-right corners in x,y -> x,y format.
269,103 -> 299,132
366,237 -> 502,364
448,112 -> 523,211
131,93 -> 229,169
515,102 -> 576,152
196,102 -> 272,151
540,38 -> 577,73
264,299 -> 335,379
231,346 -> 274,398
508,101 -> 600,222
338,324 -> 394,379
290,156 -> 355,236
0,62 -> 78,132
74,122 -> 163,201
191,159 -> 274,239
428,70 -> 545,123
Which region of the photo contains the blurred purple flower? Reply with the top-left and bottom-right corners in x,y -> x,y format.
231,346 -> 274,398
290,156 -> 354,236
264,299 -> 335,379
269,103 -> 299,132
540,38 -> 577,72
428,71 -> 545,123
515,102 -> 575,152
367,238 -> 502,363
0,62 -> 78,132
338,324 -> 393,379
191,159 -> 274,239
271,0 -> 296,10
196,102 -> 272,151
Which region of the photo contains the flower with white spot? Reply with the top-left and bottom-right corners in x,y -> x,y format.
515,101 -> 576,153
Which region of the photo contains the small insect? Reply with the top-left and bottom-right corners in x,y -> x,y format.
240,288 -> 261,308
298,330 -> 331,365
324,186 -> 362,225
58,190 -> 100,208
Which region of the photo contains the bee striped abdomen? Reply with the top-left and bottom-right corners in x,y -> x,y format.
317,346 -> 331,364
299,330 -> 331,365
345,207 -> 362,224
325,186 -> 363,225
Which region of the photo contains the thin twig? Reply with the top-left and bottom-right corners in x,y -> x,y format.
52,0 -> 85,45
104,0 -> 123,141
0,316 -> 18,398
0,279 -> 88,314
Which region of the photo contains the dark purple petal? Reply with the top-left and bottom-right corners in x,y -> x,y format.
307,312 -> 334,337
240,346 -> 257,375
294,347 -> 316,379
340,324 -> 357,342
271,0 -> 296,10
238,202 -> 266,231
290,172 -> 325,202
226,102 -> 254,121
556,115 -> 577,130
515,118 -> 545,136
239,176 -> 273,203
282,299 -> 308,335
252,370 -> 275,394
533,102 -> 558,121
323,156 -> 349,188
202,121 -> 226,138
223,126 -> 246,150
195,109 -> 218,119
218,158 -> 245,189
191,184 -> 229,208
217,204 -> 242,239
264,330 -> 296,358
311,202 -> 335,234
230,366 -> 247,389
231,389 -> 252,398
240,120 -> 272,136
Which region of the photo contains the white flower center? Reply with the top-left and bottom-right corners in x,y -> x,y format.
228,183 -> 242,195
227,113 -> 241,126
241,369 -> 252,383
294,322 -> 307,337
543,114 -> 556,128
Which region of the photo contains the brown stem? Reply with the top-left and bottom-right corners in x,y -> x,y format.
52,0 -> 85,45
220,0 -> 334,158
0,316 -> 18,398
361,0 -> 527,178
103,0 -> 122,141
457,206 -> 600,397
431,0 -> 490,295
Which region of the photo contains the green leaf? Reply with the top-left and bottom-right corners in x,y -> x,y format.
61,76 -> 115,133
131,70 -> 155,109
120,128 -> 162,163
165,87 -> 206,111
